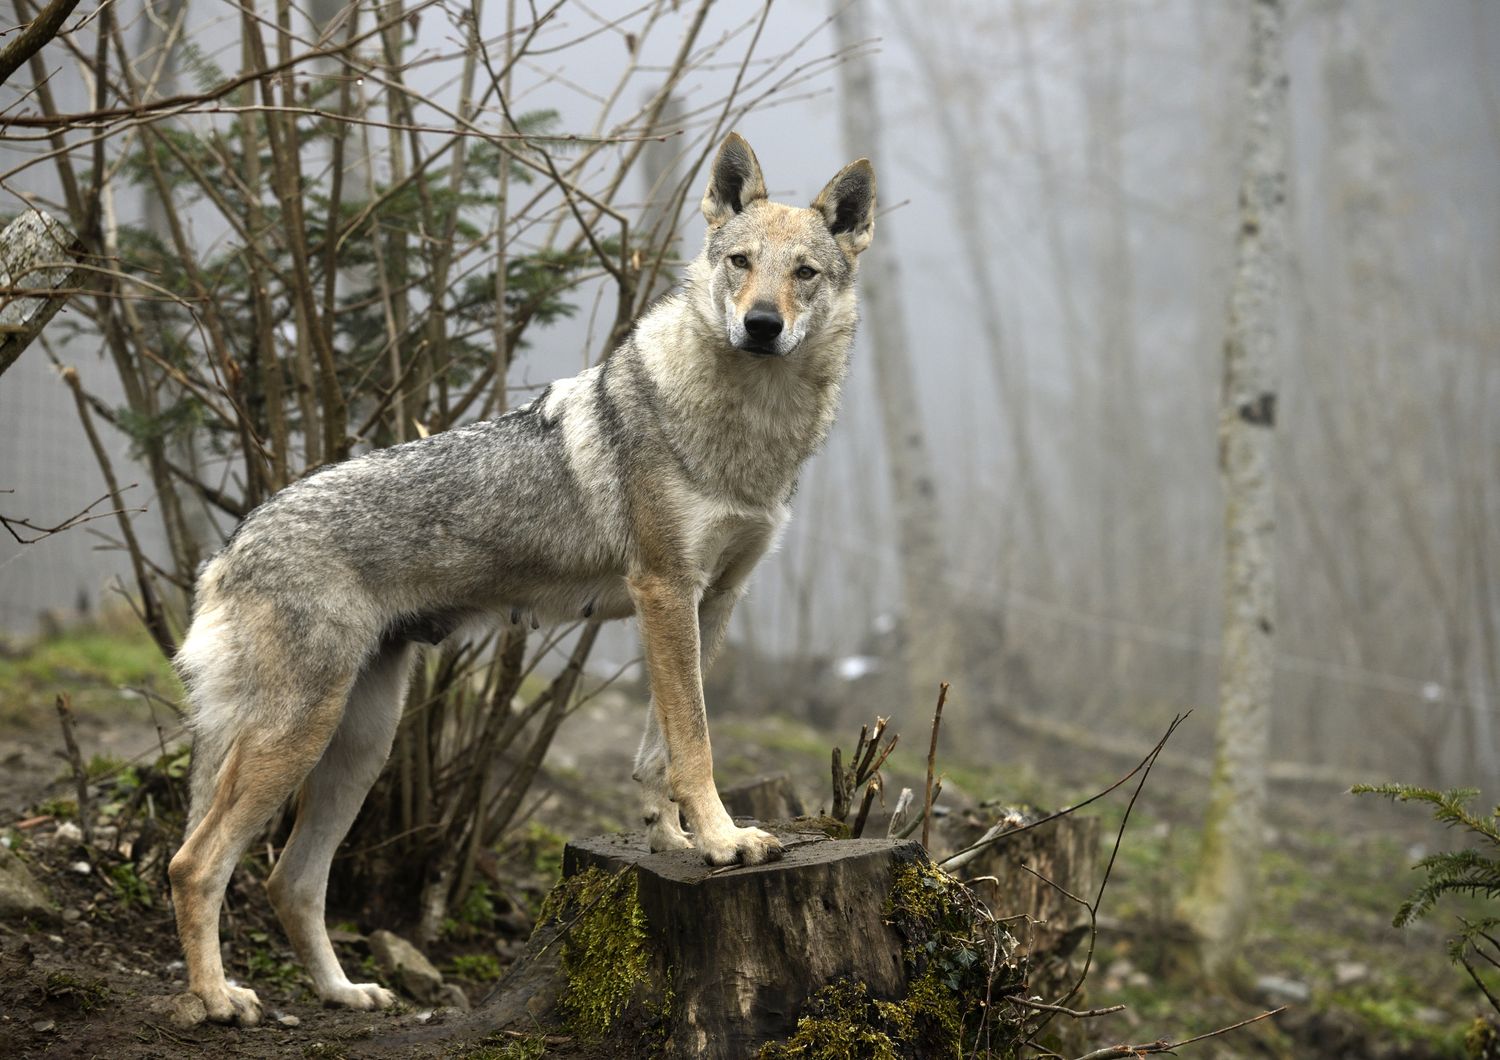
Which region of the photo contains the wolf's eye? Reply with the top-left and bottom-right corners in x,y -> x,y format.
729,254 -> 750,269
795,265 -> 818,280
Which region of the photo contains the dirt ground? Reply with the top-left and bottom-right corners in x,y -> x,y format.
1,629 -> 1495,1059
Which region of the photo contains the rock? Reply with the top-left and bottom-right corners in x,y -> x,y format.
437,983 -> 470,1011
54,821 -> 83,844
146,992 -> 208,1029
1334,960 -> 1368,987
68,860 -> 91,875
1256,973 -> 1311,1005
0,844 -> 55,920
277,1013 -> 302,1027
0,209 -> 83,378
369,930 -> 446,1004
62,908 -> 81,923
31,1019 -> 55,1033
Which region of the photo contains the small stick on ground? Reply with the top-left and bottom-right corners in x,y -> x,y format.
54,693 -> 92,845
922,681 -> 949,851
1067,1006 -> 1284,1059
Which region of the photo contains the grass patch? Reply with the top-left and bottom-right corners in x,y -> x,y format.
0,617 -> 179,728
450,953 -> 505,982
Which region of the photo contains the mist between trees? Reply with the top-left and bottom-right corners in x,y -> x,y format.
1,0 -> 1496,822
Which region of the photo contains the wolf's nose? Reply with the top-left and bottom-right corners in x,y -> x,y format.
744,305 -> 783,341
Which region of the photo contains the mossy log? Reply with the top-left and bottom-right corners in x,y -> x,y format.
467,825 -> 1021,1058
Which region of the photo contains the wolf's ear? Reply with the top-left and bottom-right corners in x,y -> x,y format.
701,133 -> 768,228
811,159 -> 876,256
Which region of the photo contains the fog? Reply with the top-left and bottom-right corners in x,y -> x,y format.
2,0 -> 1498,793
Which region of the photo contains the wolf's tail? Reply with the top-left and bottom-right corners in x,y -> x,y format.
173,567 -> 244,837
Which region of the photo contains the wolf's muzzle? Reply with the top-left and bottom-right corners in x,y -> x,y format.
740,304 -> 784,355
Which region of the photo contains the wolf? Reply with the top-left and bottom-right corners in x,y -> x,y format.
166,133 -> 876,1024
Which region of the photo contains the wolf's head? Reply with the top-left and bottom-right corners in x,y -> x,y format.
696,133 -> 875,358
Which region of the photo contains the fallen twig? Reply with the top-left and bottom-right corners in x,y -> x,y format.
1068,1006 -> 1284,1059
1010,997 -> 1125,1019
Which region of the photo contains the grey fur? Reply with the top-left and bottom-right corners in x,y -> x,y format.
167,133 -> 876,1026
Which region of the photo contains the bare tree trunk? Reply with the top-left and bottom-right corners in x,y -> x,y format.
829,2 -> 956,719
888,4 -> 1053,595
1182,0 -> 1288,977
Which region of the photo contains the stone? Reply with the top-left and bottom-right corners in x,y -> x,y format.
438,982 -> 470,1010
1333,960 -> 1368,987
146,992 -> 208,1029
0,844 -> 55,921
277,1013 -> 301,1027
54,821 -> 83,844
369,929 -> 447,1004
0,209 -> 83,380
1255,974 -> 1311,1005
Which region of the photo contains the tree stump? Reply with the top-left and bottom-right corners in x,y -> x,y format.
721,773 -> 806,821
469,826 -> 1021,1059
0,209 -> 82,380
952,813 -> 1099,999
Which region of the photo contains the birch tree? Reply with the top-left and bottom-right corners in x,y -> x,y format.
829,2 -> 957,721
1182,0 -> 1289,976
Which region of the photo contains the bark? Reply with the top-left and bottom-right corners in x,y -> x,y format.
829,1 -> 957,718
721,773 -> 806,822
0,209 -> 82,380
0,0 -> 83,90
1182,0 -> 1289,977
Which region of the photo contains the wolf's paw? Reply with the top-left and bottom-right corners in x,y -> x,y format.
319,981 -> 397,1011
647,819 -> 694,853
698,825 -> 783,867
200,983 -> 263,1025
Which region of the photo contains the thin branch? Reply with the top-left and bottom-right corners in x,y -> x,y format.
54,693 -> 93,845
923,681 -> 949,850
0,487 -> 142,544
942,713 -> 1191,868
1068,1007 -> 1284,1059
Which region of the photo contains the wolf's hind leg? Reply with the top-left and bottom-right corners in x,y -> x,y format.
169,684 -> 351,1026
633,705 -> 693,852
267,644 -> 414,1011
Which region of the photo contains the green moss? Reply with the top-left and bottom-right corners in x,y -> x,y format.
41,971 -> 111,1012
759,859 -> 1023,1059
453,1032 -> 548,1059
758,979 -> 903,1059
1466,1015 -> 1499,1059
541,867 -> 652,1041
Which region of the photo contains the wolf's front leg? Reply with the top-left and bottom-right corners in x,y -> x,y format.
632,707 -> 692,852
628,572 -> 782,866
